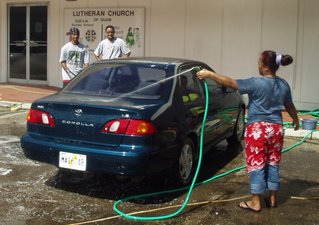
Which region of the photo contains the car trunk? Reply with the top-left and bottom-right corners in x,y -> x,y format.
29,99 -> 142,148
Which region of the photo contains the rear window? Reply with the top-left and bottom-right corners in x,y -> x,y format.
65,63 -> 169,98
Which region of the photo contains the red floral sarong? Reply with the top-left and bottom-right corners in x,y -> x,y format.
244,122 -> 284,173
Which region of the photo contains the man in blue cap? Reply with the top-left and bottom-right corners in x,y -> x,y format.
59,27 -> 90,87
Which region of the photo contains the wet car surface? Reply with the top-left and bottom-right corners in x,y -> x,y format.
20,57 -> 245,186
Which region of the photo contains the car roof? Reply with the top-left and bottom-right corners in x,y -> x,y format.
91,57 -> 204,67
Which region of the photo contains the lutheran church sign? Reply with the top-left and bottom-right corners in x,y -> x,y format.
64,8 -> 145,59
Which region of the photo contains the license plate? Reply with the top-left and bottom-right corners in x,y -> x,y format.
59,152 -> 87,171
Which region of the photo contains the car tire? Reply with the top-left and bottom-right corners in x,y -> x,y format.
173,137 -> 196,186
227,107 -> 245,144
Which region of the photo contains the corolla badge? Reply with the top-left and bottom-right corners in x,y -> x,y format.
74,109 -> 83,117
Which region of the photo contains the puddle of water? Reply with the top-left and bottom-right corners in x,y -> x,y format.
0,125 -> 26,136
0,110 -> 27,136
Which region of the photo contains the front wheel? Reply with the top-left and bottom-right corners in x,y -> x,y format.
173,137 -> 196,186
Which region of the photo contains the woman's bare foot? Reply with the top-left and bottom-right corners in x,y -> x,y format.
238,201 -> 261,212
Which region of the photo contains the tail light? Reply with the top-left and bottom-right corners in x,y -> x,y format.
27,108 -> 56,127
102,119 -> 156,136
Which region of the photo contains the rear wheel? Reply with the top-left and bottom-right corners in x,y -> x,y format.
173,137 -> 196,186
227,107 -> 245,144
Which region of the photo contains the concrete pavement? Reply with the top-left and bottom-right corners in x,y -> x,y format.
0,83 -> 60,109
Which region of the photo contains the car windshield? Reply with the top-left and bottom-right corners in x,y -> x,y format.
64,63 -> 172,99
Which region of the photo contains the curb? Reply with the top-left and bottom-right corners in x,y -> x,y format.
0,101 -> 31,110
284,128 -> 319,140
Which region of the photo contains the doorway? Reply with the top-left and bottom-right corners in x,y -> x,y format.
8,5 -> 48,83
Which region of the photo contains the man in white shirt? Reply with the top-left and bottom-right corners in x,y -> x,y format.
94,25 -> 131,60
59,27 -> 89,87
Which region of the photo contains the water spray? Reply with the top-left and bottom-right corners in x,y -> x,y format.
110,66 -> 201,102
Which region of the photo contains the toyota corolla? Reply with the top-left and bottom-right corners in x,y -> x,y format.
21,57 -> 245,186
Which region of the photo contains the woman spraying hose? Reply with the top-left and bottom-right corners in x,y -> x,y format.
196,50 -> 300,212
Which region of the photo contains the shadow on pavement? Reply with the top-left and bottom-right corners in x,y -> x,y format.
278,177 -> 319,206
44,142 -> 244,204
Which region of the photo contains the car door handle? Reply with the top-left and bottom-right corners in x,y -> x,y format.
212,104 -> 222,112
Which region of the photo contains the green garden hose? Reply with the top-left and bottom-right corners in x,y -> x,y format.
113,71 -> 210,221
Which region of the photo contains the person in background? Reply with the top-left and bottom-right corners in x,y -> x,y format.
196,50 -> 299,212
94,25 -> 131,60
59,27 -> 89,88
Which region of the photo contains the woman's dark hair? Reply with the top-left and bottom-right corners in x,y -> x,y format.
260,50 -> 293,73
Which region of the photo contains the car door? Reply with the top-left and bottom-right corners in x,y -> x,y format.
177,64 -> 220,147
204,73 -> 241,141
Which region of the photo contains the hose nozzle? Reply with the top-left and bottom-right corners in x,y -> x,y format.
192,66 -> 201,72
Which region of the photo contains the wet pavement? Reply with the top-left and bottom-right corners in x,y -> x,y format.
0,107 -> 318,225
0,83 -> 59,105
